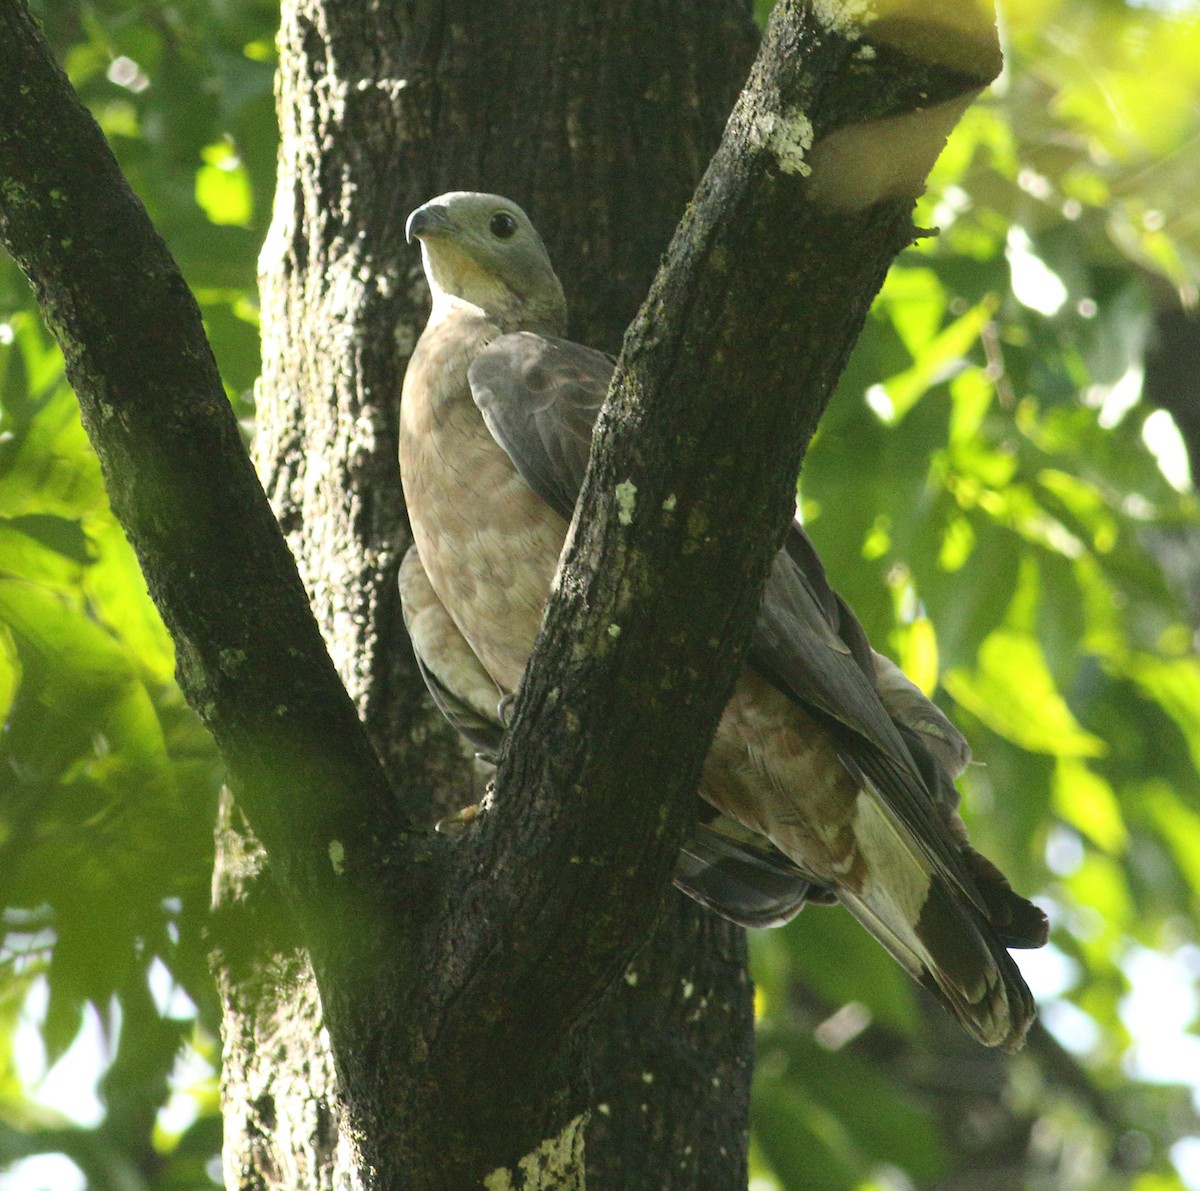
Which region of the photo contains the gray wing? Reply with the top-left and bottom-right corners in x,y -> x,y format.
469,331 -> 975,779
465,329 -> 1044,946
872,651 -> 972,780
770,522 -> 970,782
753,527 -> 962,821
756,525 -> 1045,948
468,332 -> 613,523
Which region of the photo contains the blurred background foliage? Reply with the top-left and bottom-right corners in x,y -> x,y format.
0,0 -> 1198,1188
1,1 -> 274,1186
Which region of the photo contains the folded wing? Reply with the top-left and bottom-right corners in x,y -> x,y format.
461,329 -> 1047,1049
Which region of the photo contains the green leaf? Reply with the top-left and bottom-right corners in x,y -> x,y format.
0,621 -> 21,725
1131,656 -> 1200,776
0,520 -> 86,592
195,140 -> 253,227
1053,758 -> 1127,853
82,514 -> 176,687
758,906 -> 921,1038
944,629 -> 1106,757
881,294 -> 1000,424
1144,785 -> 1200,896
753,1034 -> 945,1189
0,386 -> 105,521
0,577 -> 172,792
1066,851 -> 1134,942
39,979 -> 86,1071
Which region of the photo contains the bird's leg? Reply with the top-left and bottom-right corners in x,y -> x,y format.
434,798 -> 485,834
434,756 -> 498,835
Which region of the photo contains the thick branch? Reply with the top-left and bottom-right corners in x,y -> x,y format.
442,0 -> 1003,1042
0,2 -> 408,917
2,0 -> 1002,1181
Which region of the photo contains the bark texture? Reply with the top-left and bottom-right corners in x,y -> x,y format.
244,1 -> 763,1185
0,0 -> 1001,1185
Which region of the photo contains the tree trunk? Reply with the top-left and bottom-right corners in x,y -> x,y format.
221,1 -> 762,1186
0,0 -> 999,1182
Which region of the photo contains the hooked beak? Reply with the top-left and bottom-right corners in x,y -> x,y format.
405,202 -> 454,244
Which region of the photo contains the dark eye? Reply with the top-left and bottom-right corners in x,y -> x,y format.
489,211 -> 518,239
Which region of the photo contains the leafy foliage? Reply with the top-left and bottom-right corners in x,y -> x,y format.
1,1 -> 1199,1189
752,2 -> 1200,1188
1,1 -> 274,1185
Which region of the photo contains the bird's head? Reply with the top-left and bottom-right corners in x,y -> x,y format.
406,192 -> 567,336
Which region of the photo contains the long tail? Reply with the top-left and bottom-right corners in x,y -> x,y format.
831,772 -> 1044,1051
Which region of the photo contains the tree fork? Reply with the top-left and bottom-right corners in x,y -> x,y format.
0,0 -> 1001,1185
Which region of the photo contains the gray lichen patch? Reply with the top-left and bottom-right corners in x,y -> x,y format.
811,0 -> 876,38
483,1111 -> 587,1190
615,479 -> 637,525
749,109 -> 815,178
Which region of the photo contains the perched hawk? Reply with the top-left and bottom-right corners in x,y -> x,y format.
399,191 -> 1048,1050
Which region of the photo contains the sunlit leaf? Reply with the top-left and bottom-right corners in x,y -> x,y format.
1132,656 -> 1200,775
894,615 -> 939,696
0,622 -> 18,727
1144,786 -> 1200,898
82,514 -> 175,686
1054,758 -> 1127,853
1067,850 -> 1135,941
944,628 -> 1107,757
880,295 -> 999,424
0,387 -> 103,521
195,140 -> 253,227
0,521 -> 85,593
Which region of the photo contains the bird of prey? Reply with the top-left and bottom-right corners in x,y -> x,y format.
399,191 -> 1048,1050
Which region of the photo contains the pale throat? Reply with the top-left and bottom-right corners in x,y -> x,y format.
421,244 -> 524,331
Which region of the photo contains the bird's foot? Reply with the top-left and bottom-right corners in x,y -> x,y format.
435,800 -> 484,836
497,692 -> 517,728
434,784 -> 496,836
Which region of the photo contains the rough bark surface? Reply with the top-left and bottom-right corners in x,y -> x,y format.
244,1 -> 762,1185
0,0 -> 1001,1186
211,793 -> 361,1191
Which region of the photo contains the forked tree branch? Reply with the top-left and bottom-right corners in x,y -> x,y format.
0,0 -> 1000,1182
0,0 -> 408,922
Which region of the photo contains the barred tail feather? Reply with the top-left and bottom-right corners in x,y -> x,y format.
828,790 -> 1038,1052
